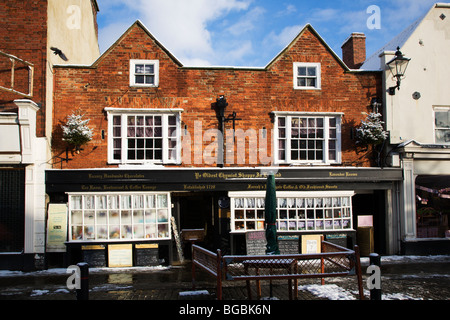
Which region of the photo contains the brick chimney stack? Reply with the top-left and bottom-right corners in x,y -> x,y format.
341,33 -> 366,69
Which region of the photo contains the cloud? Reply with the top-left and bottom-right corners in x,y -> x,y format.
275,4 -> 297,17
226,6 -> 265,36
263,25 -> 303,49
98,0 -> 252,66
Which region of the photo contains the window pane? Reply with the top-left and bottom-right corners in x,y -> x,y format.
298,78 -> 306,87
436,129 -> 450,143
298,67 -> 306,76
329,117 -> 336,127
135,64 -> 144,73
144,64 -> 154,74
145,75 -> 155,84
435,111 -> 450,128
307,67 -> 316,76
168,115 -> 177,126
135,75 -> 145,84
113,115 -> 121,125
329,128 -> 336,139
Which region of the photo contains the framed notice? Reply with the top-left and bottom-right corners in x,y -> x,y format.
46,204 -> 68,252
108,244 -> 133,267
301,235 -> 322,254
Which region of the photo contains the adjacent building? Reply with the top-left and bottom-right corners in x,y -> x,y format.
362,3 -> 450,254
0,0 -> 100,270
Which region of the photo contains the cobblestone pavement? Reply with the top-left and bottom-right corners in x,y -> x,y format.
0,256 -> 449,301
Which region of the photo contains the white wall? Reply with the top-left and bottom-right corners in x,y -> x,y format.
385,5 -> 450,145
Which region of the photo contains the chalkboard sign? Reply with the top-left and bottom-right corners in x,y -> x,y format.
82,245 -> 106,267
246,231 -> 267,255
277,235 -> 299,254
326,233 -> 348,248
135,244 -> 159,266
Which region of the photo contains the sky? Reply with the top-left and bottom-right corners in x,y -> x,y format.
95,0 -> 440,67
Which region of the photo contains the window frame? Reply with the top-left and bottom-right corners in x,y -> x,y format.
130,59 -> 160,87
293,62 -> 321,90
434,106 -> 450,144
273,112 -> 342,165
228,191 -> 354,233
106,108 -> 182,165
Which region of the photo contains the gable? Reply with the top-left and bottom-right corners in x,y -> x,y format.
266,24 -> 349,71
91,20 -> 183,69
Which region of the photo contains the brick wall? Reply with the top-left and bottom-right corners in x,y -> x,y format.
0,0 -> 48,137
53,22 -> 382,169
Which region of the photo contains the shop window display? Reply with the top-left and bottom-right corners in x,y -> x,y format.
230,191 -> 353,233
69,193 -> 171,241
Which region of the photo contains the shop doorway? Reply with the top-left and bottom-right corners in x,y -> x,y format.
0,168 -> 25,253
173,192 -> 216,259
416,175 -> 450,239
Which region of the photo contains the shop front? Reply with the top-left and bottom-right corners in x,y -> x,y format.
45,167 -> 402,267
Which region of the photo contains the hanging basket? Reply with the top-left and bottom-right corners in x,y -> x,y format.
61,113 -> 93,150
355,113 -> 388,146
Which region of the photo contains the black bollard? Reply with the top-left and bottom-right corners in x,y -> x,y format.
76,262 -> 89,300
369,253 -> 381,300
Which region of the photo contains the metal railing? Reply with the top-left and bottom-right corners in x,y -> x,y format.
191,240 -> 364,300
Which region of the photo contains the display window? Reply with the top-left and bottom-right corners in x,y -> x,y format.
68,192 -> 171,242
229,191 -> 354,233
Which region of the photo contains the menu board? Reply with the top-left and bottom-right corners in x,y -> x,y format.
277,235 -> 299,254
108,244 -> 133,267
135,243 -> 159,266
82,245 -> 106,267
246,231 -> 267,255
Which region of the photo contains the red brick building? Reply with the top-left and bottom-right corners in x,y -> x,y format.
0,0 -> 99,270
47,21 -> 402,266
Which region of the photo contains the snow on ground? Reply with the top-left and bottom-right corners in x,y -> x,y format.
0,265 -> 170,277
360,254 -> 450,265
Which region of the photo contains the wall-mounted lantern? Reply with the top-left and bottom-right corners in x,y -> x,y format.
387,47 -> 411,95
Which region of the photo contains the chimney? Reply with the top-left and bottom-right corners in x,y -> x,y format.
341,33 -> 366,69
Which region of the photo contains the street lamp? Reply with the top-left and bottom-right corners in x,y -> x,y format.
387,47 -> 411,95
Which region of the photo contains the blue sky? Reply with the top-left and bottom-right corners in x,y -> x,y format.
96,0 -> 439,67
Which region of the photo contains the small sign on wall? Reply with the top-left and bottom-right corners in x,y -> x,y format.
46,204 -> 68,252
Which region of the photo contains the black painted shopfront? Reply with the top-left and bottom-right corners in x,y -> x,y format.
45,167 -> 402,267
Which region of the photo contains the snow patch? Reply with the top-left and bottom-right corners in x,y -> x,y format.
298,284 -> 356,300
179,290 -> 210,296
30,289 -> 50,297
